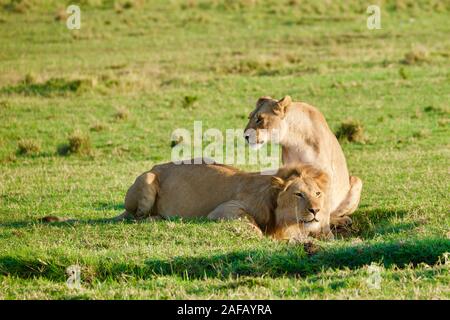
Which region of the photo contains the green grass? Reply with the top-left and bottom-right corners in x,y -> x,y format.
0,0 -> 449,299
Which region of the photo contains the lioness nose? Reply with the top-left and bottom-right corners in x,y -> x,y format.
308,208 -> 320,215
244,135 -> 250,143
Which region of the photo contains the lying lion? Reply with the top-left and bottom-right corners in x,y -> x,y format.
244,96 -> 363,227
115,160 -> 333,240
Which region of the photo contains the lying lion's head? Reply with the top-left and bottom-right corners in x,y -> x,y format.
244,96 -> 292,148
271,164 -> 329,238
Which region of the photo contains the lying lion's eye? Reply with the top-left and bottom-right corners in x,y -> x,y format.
294,192 -> 304,198
316,191 -> 321,197
256,116 -> 263,124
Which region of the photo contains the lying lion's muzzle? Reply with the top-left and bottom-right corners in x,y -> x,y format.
299,213 -> 320,223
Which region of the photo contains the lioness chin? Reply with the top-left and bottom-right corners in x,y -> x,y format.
117,160 -> 333,241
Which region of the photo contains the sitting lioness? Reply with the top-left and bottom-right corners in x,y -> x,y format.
244,96 -> 362,227
116,160 -> 333,240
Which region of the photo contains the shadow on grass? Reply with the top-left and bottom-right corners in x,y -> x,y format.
0,78 -> 92,97
93,202 -> 125,211
0,237 -> 448,281
0,215 -> 218,229
0,217 -> 125,229
356,206 -> 409,221
140,237 -> 449,279
0,207 -> 419,240
15,151 -> 56,159
347,208 -> 417,239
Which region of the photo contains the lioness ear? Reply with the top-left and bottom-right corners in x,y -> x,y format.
256,96 -> 272,108
273,95 -> 292,117
278,95 -> 292,107
271,176 -> 285,190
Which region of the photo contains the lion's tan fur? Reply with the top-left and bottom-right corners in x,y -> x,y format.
119,161 -> 331,239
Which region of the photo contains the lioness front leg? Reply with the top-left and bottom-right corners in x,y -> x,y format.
319,225 -> 335,240
207,200 -> 263,236
330,175 -> 362,227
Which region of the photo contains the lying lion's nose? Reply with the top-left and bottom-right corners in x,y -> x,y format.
308,208 -> 320,215
244,135 -> 250,143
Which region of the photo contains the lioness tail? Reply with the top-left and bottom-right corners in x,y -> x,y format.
40,211 -> 131,223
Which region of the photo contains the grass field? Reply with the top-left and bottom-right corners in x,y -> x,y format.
0,0 -> 449,299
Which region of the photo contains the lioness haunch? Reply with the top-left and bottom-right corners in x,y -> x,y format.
116,160 -> 334,240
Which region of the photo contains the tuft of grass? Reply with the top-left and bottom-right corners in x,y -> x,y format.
402,45 -> 429,65
399,67 -> 408,80
423,105 -> 448,116
58,130 -> 92,155
54,8 -> 68,21
412,129 -> 430,139
2,0 -> 32,13
90,122 -> 107,132
113,0 -> 143,12
113,107 -> 129,121
182,95 -> 198,109
171,136 -> 184,148
23,73 -> 37,84
335,119 -> 366,143
411,109 -> 422,119
0,100 -> 11,109
438,118 -> 449,127
17,139 -> 41,155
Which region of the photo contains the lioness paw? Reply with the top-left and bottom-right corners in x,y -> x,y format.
331,215 -> 352,227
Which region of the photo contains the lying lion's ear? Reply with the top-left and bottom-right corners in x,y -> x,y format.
271,176 -> 285,190
273,95 -> 292,117
315,171 -> 330,191
275,166 -> 300,181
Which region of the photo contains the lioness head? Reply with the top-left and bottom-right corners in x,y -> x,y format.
244,96 -> 292,148
271,165 -> 329,238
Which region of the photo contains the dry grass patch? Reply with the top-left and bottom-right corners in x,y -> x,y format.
402,45 -> 429,65
412,129 -> 431,139
17,139 -> 41,155
58,130 -> 92,155
335,119 -> 366,143
54,7 -> 69,21
90,122 -> 107,132
114,107 -> 130,120
2,0 -> 32,13
0,100 -> 11,109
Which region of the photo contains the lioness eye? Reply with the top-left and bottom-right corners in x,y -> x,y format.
294,192 -> 304,198
316,191 -> 321,197
256,115 -> 263,124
